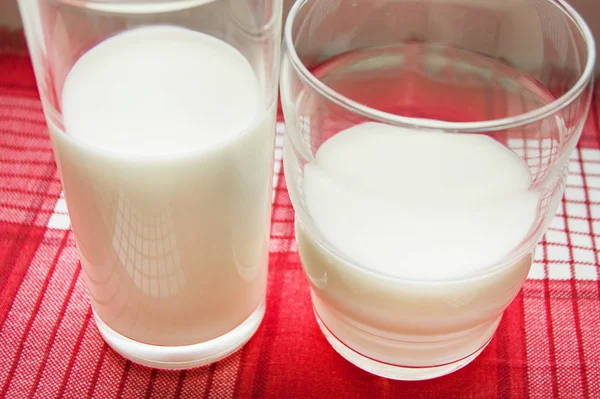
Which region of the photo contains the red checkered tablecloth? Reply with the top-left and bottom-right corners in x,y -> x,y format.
1,41 -> 600,399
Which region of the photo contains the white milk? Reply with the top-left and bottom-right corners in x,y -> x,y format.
296,122 -> 538,367
49,26 -> 276,347
303,122 -> 539,280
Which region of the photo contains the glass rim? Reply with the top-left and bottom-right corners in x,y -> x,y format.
52,0 -> 219,13
284,0 -> 597,133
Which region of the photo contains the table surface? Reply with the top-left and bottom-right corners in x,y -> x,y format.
1,41 -> 600,399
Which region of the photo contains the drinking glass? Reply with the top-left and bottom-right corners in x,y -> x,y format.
281,0 -> 595,380
19,0 -> 282,369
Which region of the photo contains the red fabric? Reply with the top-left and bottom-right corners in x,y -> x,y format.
1,50 -> 600,399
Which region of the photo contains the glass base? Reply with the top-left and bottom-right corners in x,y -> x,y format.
312,296 -> 497,381
93,299 -> 265,370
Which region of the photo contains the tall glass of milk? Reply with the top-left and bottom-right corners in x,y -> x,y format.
18,0 -> 282,369
281,0 -> 595,380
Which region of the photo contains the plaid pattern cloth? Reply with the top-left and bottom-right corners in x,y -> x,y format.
1,45 -> 600,398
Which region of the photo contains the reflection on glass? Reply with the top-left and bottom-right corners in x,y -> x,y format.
112,189 -> 185,298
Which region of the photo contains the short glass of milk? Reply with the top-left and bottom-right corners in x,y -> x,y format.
18,0 -> 282,369
281,0 -> 595,380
